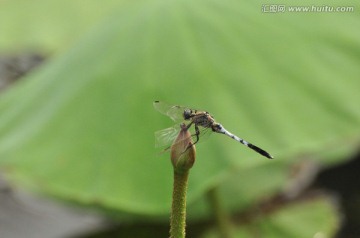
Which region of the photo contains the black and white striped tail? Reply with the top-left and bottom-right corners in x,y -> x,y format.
216,124 -> 274,159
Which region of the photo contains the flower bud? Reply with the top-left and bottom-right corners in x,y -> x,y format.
171,123 -> 196,172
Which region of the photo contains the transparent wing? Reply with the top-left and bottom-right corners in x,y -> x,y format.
155,124 -> 181,148
153,101 -> 187,123
155,123 -> 213,151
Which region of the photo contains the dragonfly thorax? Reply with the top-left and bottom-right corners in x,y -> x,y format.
191,112 -> 216,128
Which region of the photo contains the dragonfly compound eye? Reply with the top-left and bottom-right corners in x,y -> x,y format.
183,109 -> 192,120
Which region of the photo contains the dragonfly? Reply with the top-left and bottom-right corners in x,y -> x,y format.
154,101 -> 274,159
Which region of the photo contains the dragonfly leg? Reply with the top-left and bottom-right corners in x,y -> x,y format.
186,121 -> 193,130
180,122 -> 200,153
184,124 -> 200,153
192,124 -> 200,145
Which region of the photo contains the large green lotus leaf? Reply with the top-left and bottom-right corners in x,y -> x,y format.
0,0 -> 360,218
186,160 -> 289,220
202,196 -> 339,238
0,0 -> 123,52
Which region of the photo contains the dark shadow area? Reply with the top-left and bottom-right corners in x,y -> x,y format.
0,53 -> 45,91
73,222 -> 210,238
313,151 -> 360,238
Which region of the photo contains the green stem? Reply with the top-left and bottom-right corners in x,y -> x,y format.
170,169 -> 189,238
207,188 -> 233,238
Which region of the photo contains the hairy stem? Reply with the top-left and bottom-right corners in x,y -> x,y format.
170,169 -> 189,238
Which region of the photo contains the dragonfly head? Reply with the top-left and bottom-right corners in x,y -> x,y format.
183,109 -> 193,120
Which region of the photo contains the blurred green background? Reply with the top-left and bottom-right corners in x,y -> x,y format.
0,0 -> 360,237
